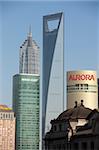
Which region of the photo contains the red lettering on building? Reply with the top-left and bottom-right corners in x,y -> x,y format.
69,74 -> 95,81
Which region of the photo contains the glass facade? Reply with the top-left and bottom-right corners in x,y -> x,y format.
42,12 -> 64,136
13,74 -> 39,150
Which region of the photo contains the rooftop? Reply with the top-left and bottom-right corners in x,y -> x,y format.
57,100 -> 92,120
0,105 -> 12,112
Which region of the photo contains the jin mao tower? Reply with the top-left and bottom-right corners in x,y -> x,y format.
13,28 -> 40,150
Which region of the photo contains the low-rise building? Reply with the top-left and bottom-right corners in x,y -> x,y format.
0,105 -> 15,150
45,100 -> 93,150
70,110 -> 99,150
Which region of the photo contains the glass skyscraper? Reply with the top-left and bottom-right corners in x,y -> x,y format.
13,74 -> 39,150
42,12 -> 64,136
13,29 -> 40,150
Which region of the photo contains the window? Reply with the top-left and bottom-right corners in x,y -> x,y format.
81,84 -> 83,89
53,125 -> 57,132
76,84 -> 79,90
82,142 -> 87,150
74,143 -> 79,150
91,141 -> 94,150
59,124 -> 62,131
3,114 -> 5,119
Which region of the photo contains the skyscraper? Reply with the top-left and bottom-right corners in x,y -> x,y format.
13,29 -> 40,150
0,105 -> 15,150
19,27 -> 39,74
13,74 -> 39,150
42,12 -> 64,136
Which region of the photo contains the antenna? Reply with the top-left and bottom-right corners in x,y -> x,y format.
28,25 -> 32,37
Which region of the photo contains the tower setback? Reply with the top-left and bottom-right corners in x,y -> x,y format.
19,28 -> 39,74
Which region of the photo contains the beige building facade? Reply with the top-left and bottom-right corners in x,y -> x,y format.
67,70 -> 98,109
0,105 -> 15,150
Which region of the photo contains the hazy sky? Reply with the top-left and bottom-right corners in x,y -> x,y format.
0,1 -> 99,107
